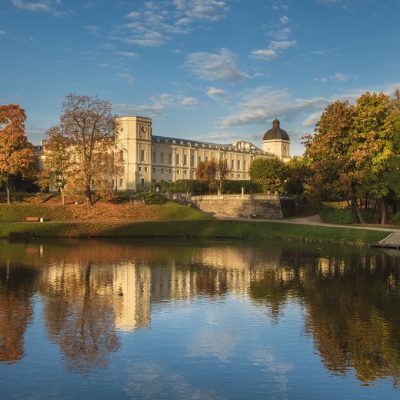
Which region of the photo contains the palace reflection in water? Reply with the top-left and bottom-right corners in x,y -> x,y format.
1,239 -> 400,395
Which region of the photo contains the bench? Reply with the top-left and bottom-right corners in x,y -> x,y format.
25,217 -> 41,222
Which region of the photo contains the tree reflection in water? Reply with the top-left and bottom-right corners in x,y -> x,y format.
0,261 -> 38,364
0,240 -> 400,386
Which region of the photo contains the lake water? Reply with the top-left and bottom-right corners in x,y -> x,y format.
0,239 -> 399,399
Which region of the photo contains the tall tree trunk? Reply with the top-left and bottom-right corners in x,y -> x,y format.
86,185 -> 92,206
351,196 -> 365,224
6,175 -> 11,205
379,199 -> 387,225
60,188 -> 65,206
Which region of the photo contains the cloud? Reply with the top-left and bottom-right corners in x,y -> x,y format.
123,31 -> 166,47
117,72 -> 135,85
251,17 -> 297,62
270,40 -> 297,50
280,15 -> 289,24
314,72 -> 352,83
114,94 -> 175,117
117,51 -> 138,58
118,0 -> 229,48
186,48 -> 248,83
11,0 -> 68,16
220,86 -> 328,127
85,25 -> 100,35
180,97 -> 198,107
0,30 -> 6,35
206,87 -> 228,102
251,49 -> 278,61
331,72 -> 351,82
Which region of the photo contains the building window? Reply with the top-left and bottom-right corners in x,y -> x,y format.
177,169 -> 180,174
119,178 -> 123,186
231,160 -> 234,169
140,149 -> 145,162
190,155 -> 194,166
244,160 -> 247,170
153,167 -> 156,173
168,153 -> 172,164
161,152 -> 164,163
183,155 -> 187,166
144,167 -> 148,172
184,170 -> 187,175
139,167 -> 142,172
237,160 -> 240,170
169,169 -> 172,173
198,156 -> 202,163
153,151 -> 156,162
176,154 -> 180,165
161,168 -> 164,173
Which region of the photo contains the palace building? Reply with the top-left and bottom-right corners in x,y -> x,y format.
116,116 -> 290,191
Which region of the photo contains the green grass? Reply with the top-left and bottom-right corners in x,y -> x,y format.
0,220 -> 389,245
0,204 -> 73,222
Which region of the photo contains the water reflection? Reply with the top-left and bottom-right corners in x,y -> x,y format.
0,240 -> 400,387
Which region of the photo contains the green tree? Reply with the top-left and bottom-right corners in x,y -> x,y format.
38,126 -> 75,205
352,92 -> 399,224
249,157 -> 287,193
284,156 -> 310,197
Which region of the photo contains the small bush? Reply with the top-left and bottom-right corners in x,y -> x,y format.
320,207 -> 356,224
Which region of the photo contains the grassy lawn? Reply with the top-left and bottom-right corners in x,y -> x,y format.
0,201 -> 209,223
0,220 -> 389,245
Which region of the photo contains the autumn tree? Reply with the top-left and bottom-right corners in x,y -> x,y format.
249,157 -> 287,193
0,105 -> 35,204
54,94 -> 122,205
38,126 -> 75,205
304,100 -> 366,221
196,158 -> 229,193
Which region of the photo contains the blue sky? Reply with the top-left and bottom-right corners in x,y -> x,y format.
1,0 -> 399,155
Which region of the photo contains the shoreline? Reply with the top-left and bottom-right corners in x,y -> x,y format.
0,220 -> 391,246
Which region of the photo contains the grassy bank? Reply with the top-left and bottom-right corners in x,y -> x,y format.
0,220 -> 389,245
0,201 -> 209,222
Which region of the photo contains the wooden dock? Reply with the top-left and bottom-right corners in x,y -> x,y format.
373,233 -> 400,249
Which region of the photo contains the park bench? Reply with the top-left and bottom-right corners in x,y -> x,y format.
25,217 -> 42,222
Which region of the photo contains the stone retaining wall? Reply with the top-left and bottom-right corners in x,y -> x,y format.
191,194 -> 295,219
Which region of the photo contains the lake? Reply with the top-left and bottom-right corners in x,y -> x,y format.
0,239 -> 399,399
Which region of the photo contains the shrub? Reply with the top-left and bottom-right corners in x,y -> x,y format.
320,207 -> 356,224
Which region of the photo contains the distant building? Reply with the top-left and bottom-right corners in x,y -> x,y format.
115,116 -> 291,191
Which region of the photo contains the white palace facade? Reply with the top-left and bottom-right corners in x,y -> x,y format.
116,116 -> 291,191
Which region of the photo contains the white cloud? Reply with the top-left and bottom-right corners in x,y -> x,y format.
251,17 -> 297,62
251,49 -> 278,61
0,30 -> 6,35
11,0 -> 67,16
220,86 -> 328,127
280,15 -> 289,24
85,25 -> 100,35
331,72 -> 350,82
115,94 -> 174,117
180,96 -> 198,107
302,111 -> 323,127
123,31 -> 166,47
206,87 -> 228,102
186,48 -> 248,83
314,72 -> 352,83
119,0 -> 229,48
270,40 -> 297,50
117,51 -> 138,58
117,72 -> 135,85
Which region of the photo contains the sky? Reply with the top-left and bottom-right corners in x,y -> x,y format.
1,0 -> 400,155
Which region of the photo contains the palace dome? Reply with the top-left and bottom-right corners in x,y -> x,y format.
263,119 -> 289,141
